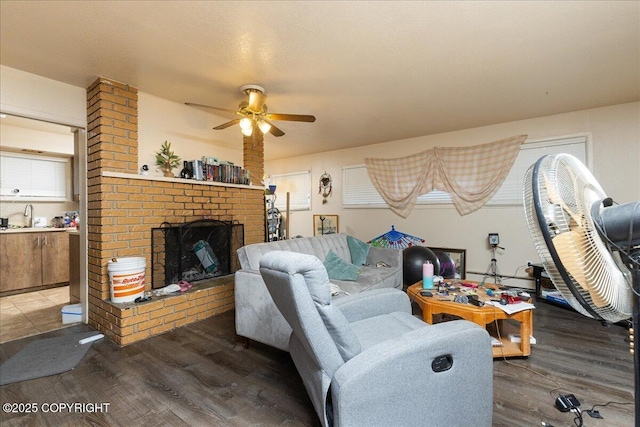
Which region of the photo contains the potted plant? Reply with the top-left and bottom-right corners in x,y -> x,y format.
155,140 -> 181,177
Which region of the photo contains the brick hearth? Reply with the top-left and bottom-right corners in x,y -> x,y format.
86,77 -> 265,346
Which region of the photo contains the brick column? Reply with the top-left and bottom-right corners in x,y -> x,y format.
86,77 -> 139,303
243,123 -> 264,187
86,78 -> 138,175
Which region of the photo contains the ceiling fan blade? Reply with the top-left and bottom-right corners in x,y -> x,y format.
213,118 -> 241,130
265,120 -> 285,137
185,102 -> 237,115
265,113 -> 316,122
248,91 -> 267,112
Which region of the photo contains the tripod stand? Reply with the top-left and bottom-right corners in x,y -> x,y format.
482,244 -> 504,286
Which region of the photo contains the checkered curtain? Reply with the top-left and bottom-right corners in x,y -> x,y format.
365,135 -> 526,217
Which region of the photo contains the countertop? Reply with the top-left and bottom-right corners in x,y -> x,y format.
0,227 -> 77,234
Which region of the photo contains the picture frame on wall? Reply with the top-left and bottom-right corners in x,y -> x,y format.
313,214 -> 339,236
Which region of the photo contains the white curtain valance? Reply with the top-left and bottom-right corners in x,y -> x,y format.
364,135 -> 527,217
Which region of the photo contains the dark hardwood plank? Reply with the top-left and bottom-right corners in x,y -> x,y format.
491,304 -> 634,427
0,303 -> 634,426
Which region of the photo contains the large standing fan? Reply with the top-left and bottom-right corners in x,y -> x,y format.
523,153 -> 640,424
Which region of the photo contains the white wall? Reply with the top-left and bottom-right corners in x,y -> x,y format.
265,102 -> 640,288
0,123 -> 74,155
0,65 -> 86,128
138,93 -> 243,175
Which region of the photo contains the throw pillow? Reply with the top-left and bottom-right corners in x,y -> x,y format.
347,235 -> 370,266
324,249 -> 359,281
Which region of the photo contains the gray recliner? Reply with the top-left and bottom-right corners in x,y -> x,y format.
259,251 -> 493,427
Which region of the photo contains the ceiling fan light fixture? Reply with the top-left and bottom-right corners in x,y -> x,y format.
239,117 -> 253,136
239,117 -> 252,130
257,120 -> 271,134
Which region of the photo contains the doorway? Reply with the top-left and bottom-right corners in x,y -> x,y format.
0,114 -> 87,343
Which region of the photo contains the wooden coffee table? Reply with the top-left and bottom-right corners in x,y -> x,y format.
407,282 -> 534,358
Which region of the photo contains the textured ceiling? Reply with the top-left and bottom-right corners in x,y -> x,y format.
1,1 -> 638,160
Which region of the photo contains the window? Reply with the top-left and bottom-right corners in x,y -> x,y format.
0,152 -> 69,200
269,170 -> 311,211
342,135 -> 588,208
342,165 -> 384,206
342,165 -> 454,206
487,136 -> 587,205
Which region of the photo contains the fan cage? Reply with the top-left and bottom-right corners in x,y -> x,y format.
523,154 -> 632,323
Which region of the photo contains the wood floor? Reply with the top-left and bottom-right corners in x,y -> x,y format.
0,301 -> 635,426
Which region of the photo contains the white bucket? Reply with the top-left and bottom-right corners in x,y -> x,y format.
108,257 -> 146,303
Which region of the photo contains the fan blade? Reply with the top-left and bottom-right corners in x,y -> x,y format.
248,91 -> 267,112
265,113 -> 316,122
185,102 -> 237,115
213,118 -> 241,130
264,120 -> 285,137
553,229 -> 608,307
543,172 -> 584,226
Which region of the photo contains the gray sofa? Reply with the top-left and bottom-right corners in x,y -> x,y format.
235,233 -> 402,350
259,251 -> 493,427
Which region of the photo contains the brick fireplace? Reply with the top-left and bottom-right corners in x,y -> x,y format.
86,77 -> 265,345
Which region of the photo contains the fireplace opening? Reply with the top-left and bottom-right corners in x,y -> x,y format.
151,219 -> 244,289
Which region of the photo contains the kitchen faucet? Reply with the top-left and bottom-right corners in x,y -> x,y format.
24,204 -> 34,228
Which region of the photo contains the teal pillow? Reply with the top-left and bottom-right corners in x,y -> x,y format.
347,235 -> 370,266
324,250 -> 359,281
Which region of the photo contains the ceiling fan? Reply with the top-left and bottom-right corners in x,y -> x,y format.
186,84 -> 315,137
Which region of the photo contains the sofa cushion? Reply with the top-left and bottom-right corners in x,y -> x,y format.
317,303 -> 362,361
349,311 -> 425,350
324,250 -> 359,281
347,235 -> 370,266
237,233 -> 352,270
330,265 -> 403,295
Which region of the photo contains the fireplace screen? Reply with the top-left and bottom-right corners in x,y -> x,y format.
151,219 -> 244,288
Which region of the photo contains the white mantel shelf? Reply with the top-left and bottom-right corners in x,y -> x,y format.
101,171 -> 265,191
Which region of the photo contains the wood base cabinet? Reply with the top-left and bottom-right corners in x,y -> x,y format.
41,232 -> 70,285
0,231 -> 70,294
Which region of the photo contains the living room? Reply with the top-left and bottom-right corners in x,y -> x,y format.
0,2 -> 638,426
